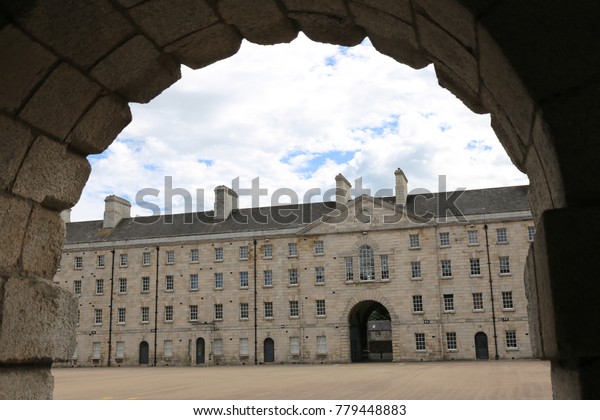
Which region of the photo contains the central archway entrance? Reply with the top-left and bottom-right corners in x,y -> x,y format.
348,300 -> 392,362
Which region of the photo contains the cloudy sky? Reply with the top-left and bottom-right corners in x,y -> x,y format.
72,34 -> 528,222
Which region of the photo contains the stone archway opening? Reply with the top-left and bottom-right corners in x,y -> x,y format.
348,300 -> 392,363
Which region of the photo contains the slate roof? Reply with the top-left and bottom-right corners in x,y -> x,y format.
65,185 -> 530,245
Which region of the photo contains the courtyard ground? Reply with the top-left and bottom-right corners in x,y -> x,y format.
52,360 -> 551,400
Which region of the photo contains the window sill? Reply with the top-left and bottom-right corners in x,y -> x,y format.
239,286 -> 249,290
141,290 -> 150,294
263,285 -> 273,289
441,276 -> 453,280
409,247 -> 421,251
288,255 -> 298,259
506,347 -> 519,351
503,308 -> 515,312
214,288 -> 223,291
288,284 -> 299,288
467,243 -> 480,247
447,349 -> 458,353
499,273 -> 512,277
443,310 -> 455,314
470,274 -> 483,278
189,288 -> 199,292
412,311 -> 424,315
315,282 -> 325,286
439,245 -> 451,249
189,260 -> 199,264
289,316 -> 299,320
314,253 -> 324,257
472,309 -> 485,313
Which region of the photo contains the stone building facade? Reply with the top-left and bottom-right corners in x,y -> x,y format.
54,171 -> 534,367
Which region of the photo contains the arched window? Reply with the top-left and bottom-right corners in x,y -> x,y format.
359,245 -> 375,280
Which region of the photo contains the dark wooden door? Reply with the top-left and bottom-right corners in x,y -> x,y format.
264,338 -> 275,363
475,332 -> 489,360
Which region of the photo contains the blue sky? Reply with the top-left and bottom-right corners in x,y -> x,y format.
72,35 -> 528,221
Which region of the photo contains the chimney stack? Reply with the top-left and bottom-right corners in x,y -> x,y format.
103,195 -> 131,228
335,173 -> 352,208
394,168 -> 408,206
214,186 -> 238,221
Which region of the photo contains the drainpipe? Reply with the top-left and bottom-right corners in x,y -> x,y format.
107,249 -> 115,367
154,246 -> 160,366
253,239 -> 258,366
484,224 -> 500,360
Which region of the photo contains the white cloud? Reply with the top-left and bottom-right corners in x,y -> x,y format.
72,34 -> 528,222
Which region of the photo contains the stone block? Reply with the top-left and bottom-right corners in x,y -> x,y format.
218,0 -> 298,45
90,35 -> 181,104
348,2 -> 428,69
288,12 -> 365,46
350,0 -> 413,22
0,276 -> 77,364
165,23 -> 242,70
525,149 -> 554,224
0,115 -> 35,191
0,194 -> 31,273
0,366 -> 53,400
478,25 -> 535,145
524,245 -> 543,358
434,63 -> 485,115
21,206 -> 65,278
129,0 -> 219,47
12,136 -> 91,211
283,0 -> 349,16
0,25 -> 57,113
2,0 -> 134,69
66,95 -> 132,155
489,104 -> 527,173
19,63 -> 101,140
414,0 -> 476,50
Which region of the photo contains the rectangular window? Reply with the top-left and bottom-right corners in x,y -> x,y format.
316,335 -> 328,354
264,301 -> 273,318
190,274 -> 199,291
502,291 -> 514,310
164,305 -> 173,322
506,330 -> 518,348
117,307 -> 126,324
165,275 -> 174,291
214,304 -> 223,320
73,280 -> 81,295
316,299 -> 326,317
412,295 -> 423,313
166,250 -> 175,264
214,272 -> 223,289
240,338 -> 249,355
446,332 -> 457,350
496,228 -> 508,244
213,339 -> 223,355
74,256 -> 83,269
380,255 -> 389,279
441,260 -> 453,278
288,243 -> 298,257
499,256 -> 511,274
142,276 -> 150,293
164,340 -> 173,357
470,258 -> 481,276
240,271 -> 248,288
119,253 -> 128,267
411,261 -> 422,279
472,292 -> 484,310
116,341 -> 125,358
264,270 -> 273,287
288,268 -> 298,286
118,278 -> 127,293
239,246 -> 248,260
190,248 -> 199,262
467,230 -> 479,245
415,333 -> 426,351
345,257 -> 354,281
439,232 -> 450,247
315,266 -> 325,284
96,279 -> 104,295
528,226 -> 536,242
92,342 -> 101,359
94,308 -> 103,325
214,247 -> 223,262
314,240 -> 324,255
289,337 -> 300,355
443,294 -> 455,312
240,303 -> 249,320
409,234 -> 420,249
264,244 -> 273,259
290,300 -> 299,317
142,251 -> 151,266
190,305 -> 198,321
97,255 -> 105,268
141,306 -> 149,323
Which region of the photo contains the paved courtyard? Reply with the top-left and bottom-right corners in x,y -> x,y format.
52,360 -> 552,400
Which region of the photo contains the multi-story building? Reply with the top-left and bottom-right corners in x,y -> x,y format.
54,169 -> 534,367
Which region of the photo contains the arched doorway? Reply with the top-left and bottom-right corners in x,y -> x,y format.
348,300 -> 392,362
139,341 -> 149,365
196,337 -> 205,365
264,338 -> 275,363
474,332 -> 489,360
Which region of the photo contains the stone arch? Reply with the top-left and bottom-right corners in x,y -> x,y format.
341,290 -> 399,324
0,0 -> 599,399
